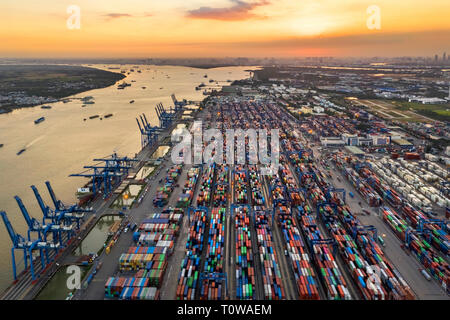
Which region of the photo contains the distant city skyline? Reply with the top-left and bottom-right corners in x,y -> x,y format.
0,0 -> 449,58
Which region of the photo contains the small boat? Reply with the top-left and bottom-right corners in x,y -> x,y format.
34,117 -> 45,124
204,74 -> 208,78
89,115 -> 99,119
81,105 -> 87,107
17,148 -> 26,156
41,105 -> 52,109
129,100 -> 135,104
142,87 -> 146,89
0,144 -> 3,148
131,80 -> 136,82
104,113 -> 113,118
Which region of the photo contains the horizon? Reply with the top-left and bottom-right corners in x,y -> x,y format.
1,0 -> 449,59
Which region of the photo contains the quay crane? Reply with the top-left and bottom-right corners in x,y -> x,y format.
46,181 -> 93,216
156,103 -> 176,129
31,184 -> 87,230
0,211 -> 60,281
136,114 -> 159,149
171,94 -> 187,113
70,153 -> 138,199
14,196 -> 71,251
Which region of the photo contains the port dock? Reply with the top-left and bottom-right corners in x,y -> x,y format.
1,87 -> 449,301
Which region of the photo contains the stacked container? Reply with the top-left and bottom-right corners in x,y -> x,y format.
177,166 -> 201,208
201,207 -> 226,300
197,163 -> 214,206
153,164 -> 183,207
248,165 -> 266,206
299,214 -> 352,300
234,165 -> 248,204
276,206 -> 320,300
254,207 -> 286,299
234,206 -> 255,299
213,165 -> 229,207
176,208 -> 208,300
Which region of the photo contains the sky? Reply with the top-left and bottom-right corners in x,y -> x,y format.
0,0 -> 449,58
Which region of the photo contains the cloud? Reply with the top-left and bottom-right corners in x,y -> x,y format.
186,0 -> 269,21
104,13 -> 133,20
103,13 -> 154,20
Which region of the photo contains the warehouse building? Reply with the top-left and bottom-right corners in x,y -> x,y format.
345,146 -> 365,157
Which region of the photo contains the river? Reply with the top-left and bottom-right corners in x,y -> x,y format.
0,64 -> 256,293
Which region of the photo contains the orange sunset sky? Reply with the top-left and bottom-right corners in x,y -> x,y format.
0,0 -> 449,58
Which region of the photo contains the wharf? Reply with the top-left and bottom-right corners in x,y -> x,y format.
0,110 -> 187,300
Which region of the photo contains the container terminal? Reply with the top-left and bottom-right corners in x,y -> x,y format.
0,86 -> 449,301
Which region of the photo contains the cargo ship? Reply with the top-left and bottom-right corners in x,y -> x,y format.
16,148 -> 26,156
34,117 -> 45,124
76,186 -> 94,206
89,115 -> 100,119
129,100 -> 135,104
104,113 -> 113,118
117,82 -> 131,90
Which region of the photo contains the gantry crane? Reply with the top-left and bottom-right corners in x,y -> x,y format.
171,94 -> 187,113
70,153 -> 138,199
46,181 -> 93,217
0,211 -> 60,281
31,184 -> 85,231
15,194 -> 74,247
136,114 -> 159,149
156,103 -> 176,129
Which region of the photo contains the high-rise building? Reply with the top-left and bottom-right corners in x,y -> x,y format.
444,52 -> 447,61
435,54 -> 439,62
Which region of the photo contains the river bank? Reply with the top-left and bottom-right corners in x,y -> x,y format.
0,65 -> 125,114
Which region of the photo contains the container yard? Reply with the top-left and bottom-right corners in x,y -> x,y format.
1,83 -> 449,303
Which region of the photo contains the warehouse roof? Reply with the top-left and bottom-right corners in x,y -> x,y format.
391,138 -> 413,146
345,146 -> 365,155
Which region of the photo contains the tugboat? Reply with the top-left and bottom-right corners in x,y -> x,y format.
41,105 -> 52,109
89,115 -> 99,119
34,117 -> 45,124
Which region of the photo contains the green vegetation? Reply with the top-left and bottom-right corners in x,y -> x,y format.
390,100 -> 450,122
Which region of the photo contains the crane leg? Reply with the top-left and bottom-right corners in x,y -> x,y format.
11,248 -> 17,280
29,249 -> 36,280
40,248 -> 46,270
